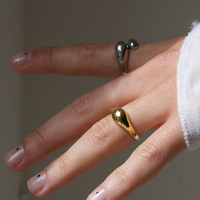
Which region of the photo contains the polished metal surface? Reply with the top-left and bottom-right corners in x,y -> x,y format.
111,108 -> 140,141
115,41 -> 129,75
127,39 -> 139,50
115,39 -> 139,75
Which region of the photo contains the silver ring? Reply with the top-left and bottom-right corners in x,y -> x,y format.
115,39 -> 139,75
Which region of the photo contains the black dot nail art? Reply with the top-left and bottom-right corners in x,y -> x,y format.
16,147 -> 19,151
25,52 -> 27,55
96,191 -> 99,194
38,174 -> 40,178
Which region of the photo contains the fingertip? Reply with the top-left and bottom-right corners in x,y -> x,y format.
11,51 -> 32,69
27,171 -> 47,197
10,47 -> 54,74
4,144 -> 24,171
87,187 -> 107,200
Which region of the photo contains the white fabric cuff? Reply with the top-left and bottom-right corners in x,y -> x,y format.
177,21 -> 200,151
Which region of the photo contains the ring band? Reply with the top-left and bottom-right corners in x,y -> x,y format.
111,108 -> 140,141
115,39 -> 139,75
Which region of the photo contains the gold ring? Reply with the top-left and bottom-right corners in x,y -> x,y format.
111,108 -> 140,141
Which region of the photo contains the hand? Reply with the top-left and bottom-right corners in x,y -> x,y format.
5,37 -> 186,199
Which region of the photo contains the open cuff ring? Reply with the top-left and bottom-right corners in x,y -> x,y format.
111,108 -> 140,141
115,39 -> 139,75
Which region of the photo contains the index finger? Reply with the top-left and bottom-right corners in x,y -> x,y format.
10,38 -> 183,78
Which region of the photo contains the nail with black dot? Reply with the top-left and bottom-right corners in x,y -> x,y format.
25,52 -> 27,55
16,147 -> 19,151
96,191 -> 99,194
38,174 -> 40,178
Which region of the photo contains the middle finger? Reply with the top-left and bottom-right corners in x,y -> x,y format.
5,49 -> 178,171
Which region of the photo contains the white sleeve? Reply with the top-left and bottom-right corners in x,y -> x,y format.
177,21 -> 200,151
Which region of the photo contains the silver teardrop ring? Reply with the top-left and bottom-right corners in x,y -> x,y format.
115,39 -> 139,75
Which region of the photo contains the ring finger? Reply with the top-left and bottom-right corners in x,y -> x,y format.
26,76 -> 177,197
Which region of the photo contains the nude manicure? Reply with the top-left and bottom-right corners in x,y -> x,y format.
86,188 -> 107,200
5,145 -> 24,167
11,51 -> 32,67
27,171 -> 46,194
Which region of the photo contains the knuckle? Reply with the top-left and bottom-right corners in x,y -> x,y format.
77,43 -> 103,67
45,46 -> 54,63
157,76 -> 177,96
34,46 -> 54,62
57,156 -> 68,173
89,117 -> 112,147
69,92 -> 94,119
33,46 -> 56,73
31,126 -> 48,145
151,49 -> 179,70
57,155 -> 77,182
136,142 -> 163,166
113,167 -> 132,188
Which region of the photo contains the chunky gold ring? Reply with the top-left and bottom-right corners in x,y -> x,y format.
111,108 -> 140,141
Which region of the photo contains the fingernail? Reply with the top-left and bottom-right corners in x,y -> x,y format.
11,51 -> 32,67
5,145 -> 24,167
87,188 -> 107,200
27,171 -> 46,194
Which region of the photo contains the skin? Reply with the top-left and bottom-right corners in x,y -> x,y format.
6,36 -> 187,199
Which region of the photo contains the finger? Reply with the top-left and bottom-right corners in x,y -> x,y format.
128,36 -> 184,71
11,37 -> 184,78
88,114 -> 186,200
26,77 -> 177,197
5,52 -> 177,171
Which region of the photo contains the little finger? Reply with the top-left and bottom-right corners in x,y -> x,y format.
87,114 -> 186,200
